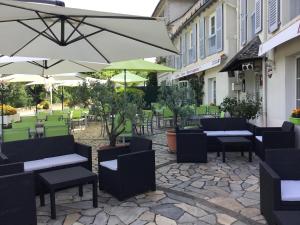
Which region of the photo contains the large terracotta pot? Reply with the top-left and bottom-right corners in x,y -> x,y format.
166,129 -> 176,153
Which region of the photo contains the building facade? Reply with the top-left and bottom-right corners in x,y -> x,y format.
153,0 -> 300,132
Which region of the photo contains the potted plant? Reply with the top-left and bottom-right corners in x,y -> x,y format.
89,81 -> 143,147
220,95 -> 261,120
0,104 -> 18,125
290,108 -> 300,125
158,83 -> 195,153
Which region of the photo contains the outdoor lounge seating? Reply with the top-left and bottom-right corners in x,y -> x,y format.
0,162 -> 37,225
98,136 -> 155,200
260,149 -> 300,225
201,118 -> 254,151
176,128 -> 207,163
255,121 -> 295,160
0,135 -> 92,193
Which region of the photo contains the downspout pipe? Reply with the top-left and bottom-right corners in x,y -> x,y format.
16,0 -> 65,7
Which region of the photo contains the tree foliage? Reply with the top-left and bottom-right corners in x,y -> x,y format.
158,83 -> 195,127
89,81 -> 144,146
220,95 -> 262,120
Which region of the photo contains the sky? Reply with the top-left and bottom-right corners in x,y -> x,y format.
63,0 -> 160,16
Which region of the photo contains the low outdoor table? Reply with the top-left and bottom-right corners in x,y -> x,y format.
217,137 -> 252,163
273,210 -> 300,225
38,166 -> 98,219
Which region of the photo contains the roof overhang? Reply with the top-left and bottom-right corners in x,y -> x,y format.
221,36 -> 262,72
259,19 -> 300,56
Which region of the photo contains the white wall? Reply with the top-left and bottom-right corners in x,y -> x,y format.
266,37 -> 300,126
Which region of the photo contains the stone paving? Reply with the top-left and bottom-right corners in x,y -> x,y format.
37,122 -> 266,225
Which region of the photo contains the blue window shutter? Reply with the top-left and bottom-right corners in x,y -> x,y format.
216,3 -> 223,52
255,0 -> 262,33
185,32 -> 189,65
192,23 -> 197,62
268,0 -> 280,33
240,0 -> 247,45
181,34 -> 186,67
199,17 -> 205,59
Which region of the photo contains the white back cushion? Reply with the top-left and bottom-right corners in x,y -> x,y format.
24,154 -> 88,172
100,159 -> 118,171
225,130 -> 253,136
281,180 -> 300,201
256,136 -> 263,142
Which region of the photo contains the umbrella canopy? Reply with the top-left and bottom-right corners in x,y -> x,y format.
104,59 -> 177,72
111,71 -> 147,84
0,0 -> 177,63
0,56 -> 107,75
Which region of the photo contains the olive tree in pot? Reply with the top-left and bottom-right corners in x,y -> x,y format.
158,83 -> 195,153
89,81 -> 143,147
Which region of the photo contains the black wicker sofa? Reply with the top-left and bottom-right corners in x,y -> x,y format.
200,118 -> 254,151
0,135 -> 92,193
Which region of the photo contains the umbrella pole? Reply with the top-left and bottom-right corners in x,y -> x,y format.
50,86 -> 53,111
124,69 -> 127,100
1,84 -> 4,142
61,86 -> 64,110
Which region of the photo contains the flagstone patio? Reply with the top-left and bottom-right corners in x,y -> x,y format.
37,123 -> 266,225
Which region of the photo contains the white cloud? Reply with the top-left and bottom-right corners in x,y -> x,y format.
63,0 -> 160,16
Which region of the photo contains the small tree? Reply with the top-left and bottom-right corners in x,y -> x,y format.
68,82 -> 91,108
158,83 -> 195,127
89,81 -> 143,146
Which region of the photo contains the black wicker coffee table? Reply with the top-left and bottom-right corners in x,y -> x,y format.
273,210 -> 300,225
38,166 -> 98,219
217,137 -> 252,163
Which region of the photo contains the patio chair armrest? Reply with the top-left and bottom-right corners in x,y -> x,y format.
255,127 -> 281,135
263,131 -> 295,148
260,162 -> 281,211
98,145 -> 130,162
118,150 -> 155,179
75,142 -> 92,170
0,162 -> 24,176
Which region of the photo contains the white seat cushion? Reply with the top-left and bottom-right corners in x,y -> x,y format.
24,154 -> 88,172
24,159 -> 52,172
256,136 -> 263,142
100,159 -> 118,171
225,130 -> 253,136
204,131 -> 227,136
281,180 -> 300,201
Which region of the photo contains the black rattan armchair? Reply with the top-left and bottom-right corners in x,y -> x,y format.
98,137 -> 155,200
0,162 -> 37,225
176,128 -> 207,163
260,149 -> 300,225
255,121 -> 295,160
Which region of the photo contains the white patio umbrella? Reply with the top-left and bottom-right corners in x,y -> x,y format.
0,0 -> 177,63
0,56 -> 107,75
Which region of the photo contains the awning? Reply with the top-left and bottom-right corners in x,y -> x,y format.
221,36 -> 262,72
170,54 -> 223,80
259,19 -> 300,56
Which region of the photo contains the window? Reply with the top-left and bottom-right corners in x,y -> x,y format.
209,14 -> 216,36
296,58 -> 300,107
208,13 -> 217,54
208,78 -> 217,105
289,0 -> 300,21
